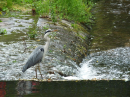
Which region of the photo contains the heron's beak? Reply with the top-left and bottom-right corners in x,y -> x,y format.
44,29 -> 58,34
52,29 -> 58,32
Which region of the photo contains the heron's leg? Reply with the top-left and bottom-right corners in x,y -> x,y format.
35,67 -> 37,78
38,64 -> 43,79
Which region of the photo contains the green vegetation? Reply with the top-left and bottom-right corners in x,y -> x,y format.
0,28 -> 7,34
0,0 -> 98,40
27,30 -> 37,39
0,0 -> 31,13
43,25 -> 49,30
12,60 -> 17,63
7,0 -> 12,8
34,0 -> 94,23
0,0 -> 96,24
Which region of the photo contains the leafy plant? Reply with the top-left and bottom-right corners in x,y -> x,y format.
34,0 -> 50,16
2,7 -> 9,13
12,60 -> 17,63
0,28 -> 7,34
43,25 -> 49,30
7,0 -> 12,8
63,44 -> 66,49
24,0 -> 33,4
27,30 -> 37,39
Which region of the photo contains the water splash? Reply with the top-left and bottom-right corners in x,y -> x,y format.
65,47 -> 130,80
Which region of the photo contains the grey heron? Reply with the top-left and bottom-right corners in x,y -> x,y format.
22,29 -> 54,78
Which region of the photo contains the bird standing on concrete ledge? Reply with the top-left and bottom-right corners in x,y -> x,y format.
22,29 -> 54,78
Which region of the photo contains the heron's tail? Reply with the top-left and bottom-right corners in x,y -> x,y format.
22,64 -> 28,72
22,68 -> 26,72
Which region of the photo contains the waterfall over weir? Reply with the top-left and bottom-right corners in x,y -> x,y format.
65,47 -> 130,80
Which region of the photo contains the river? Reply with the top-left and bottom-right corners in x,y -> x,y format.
0,0 -> 130,81
0,0 -> 130,96
65,0 -> 130,80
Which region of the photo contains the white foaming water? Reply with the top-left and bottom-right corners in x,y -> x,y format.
77,59 -> 100,79
64,59 -> 129,80
64,59 -> 105,80
64,47 -> 130,80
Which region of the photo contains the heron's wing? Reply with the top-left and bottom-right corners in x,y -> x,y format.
32,48 -> 44,64
28,46 -> 42,63
22,47 -> 44,72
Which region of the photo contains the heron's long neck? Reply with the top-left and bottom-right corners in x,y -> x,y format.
44,37 -> 50,54
42,34 -> 50,61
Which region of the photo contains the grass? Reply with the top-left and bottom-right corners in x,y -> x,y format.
33,0 -> 94,23
43,25 -> 50,30
0,1 -> 31,12
0,28 -> 7,34
11,3 -> 31,12
27,30 -> 37,39
0,0 -> 95,25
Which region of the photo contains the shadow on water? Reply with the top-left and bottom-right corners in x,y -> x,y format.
0,81 -> 130,97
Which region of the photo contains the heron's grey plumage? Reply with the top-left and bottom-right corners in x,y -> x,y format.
22,29 -> 52,73
22,46 -> 44,72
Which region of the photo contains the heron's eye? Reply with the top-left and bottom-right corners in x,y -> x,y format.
40,48 -> 44,52
45,29 -> 52,34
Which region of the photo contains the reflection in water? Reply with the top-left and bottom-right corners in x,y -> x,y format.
0,82 -> 6,97
16,81 -> 39,96
1,81 -> 130,97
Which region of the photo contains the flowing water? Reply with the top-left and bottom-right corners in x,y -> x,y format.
0,0 -> 130,96
0,13 -> 78,80
0,0 -> 130,81
65,0 -> 130,80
